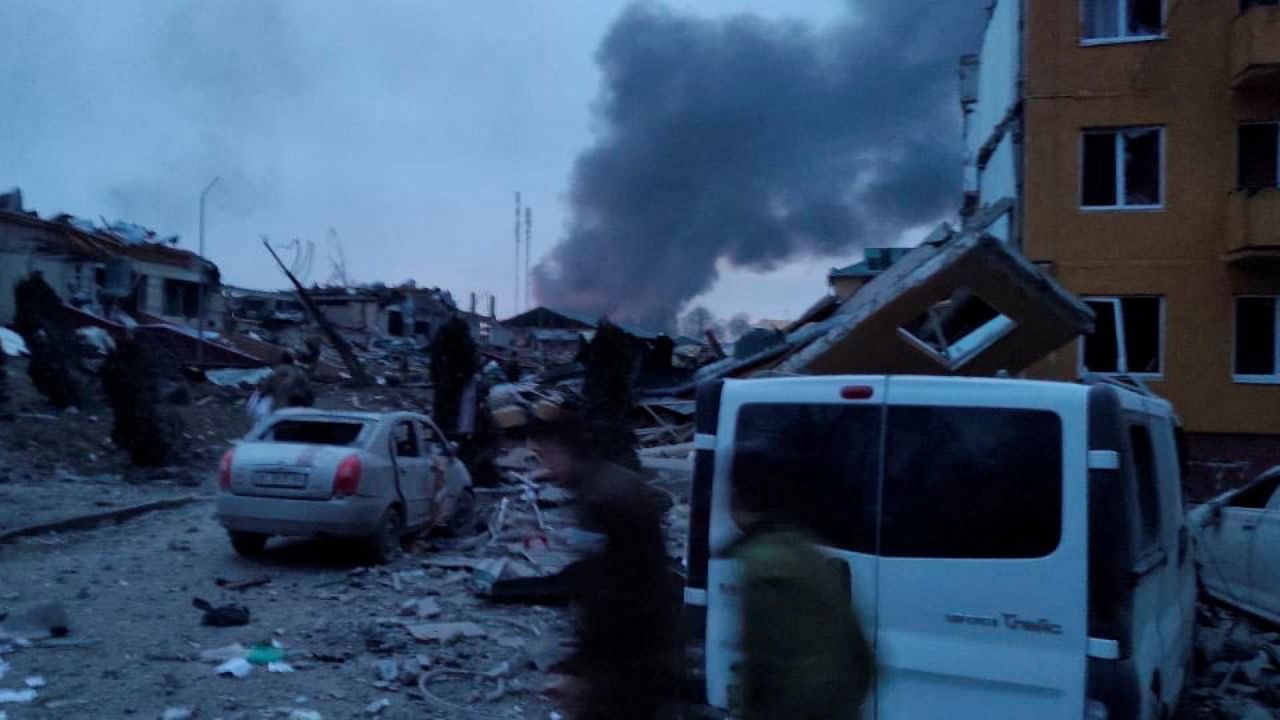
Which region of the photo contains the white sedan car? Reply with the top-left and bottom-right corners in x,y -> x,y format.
1189,465 -> 1280,623
216,409 -> 475,563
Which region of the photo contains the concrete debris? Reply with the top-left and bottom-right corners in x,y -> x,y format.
405,622 -> 487,643
215,658 -> 254,678
0,689 -> 36,704
0,329 -> 28,357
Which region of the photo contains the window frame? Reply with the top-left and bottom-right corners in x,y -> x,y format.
1081,0 -> 1167,45
1232,295 -> 1280,385
1080,127 -> 1166,211
1079,296 -> 1165,379
1238,121 -> 1280,191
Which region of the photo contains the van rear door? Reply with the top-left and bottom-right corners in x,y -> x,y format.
703,376 -> 886,715
875,377 -> 1088,720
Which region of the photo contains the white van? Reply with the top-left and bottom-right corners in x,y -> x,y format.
683,375 -> 1196,720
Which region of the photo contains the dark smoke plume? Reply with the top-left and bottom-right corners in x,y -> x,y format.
535,1 -> 985,331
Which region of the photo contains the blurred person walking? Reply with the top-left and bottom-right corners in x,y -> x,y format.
528,412 -> 681,720
730,445 -> 875,720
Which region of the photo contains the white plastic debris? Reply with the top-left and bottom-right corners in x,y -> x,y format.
22,677 -> 43,688
207,367 -> 272,388
267,662 -> 295,673
365,697 -> 391,715
288,711 -> 322,720
0,689 -> 36,704
0,329 -> 27,357
161,707 -> 195,720
200,643 -> 246,663
215,657 -> 253,678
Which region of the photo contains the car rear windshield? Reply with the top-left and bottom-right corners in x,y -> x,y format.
262,420 -> 367,446
732,403 -> 1063,559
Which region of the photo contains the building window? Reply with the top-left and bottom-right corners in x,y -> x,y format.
1239,123 -> 1279,192
163,279 -> 200,318
1234,296 -> 1280,382
1082,297 -> 1163,375
1083,0 -> 1164,42
1082,128 -> 1164,209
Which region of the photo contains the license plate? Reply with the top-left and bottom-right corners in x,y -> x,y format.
252,470 -> 308,488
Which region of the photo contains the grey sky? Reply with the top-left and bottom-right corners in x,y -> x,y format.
0,0 -> 957,323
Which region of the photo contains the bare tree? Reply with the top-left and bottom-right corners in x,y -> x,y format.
727,312 -> 753,340
680,306 -> 716,338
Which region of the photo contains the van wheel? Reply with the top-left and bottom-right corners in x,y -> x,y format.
442,489 -> 477,537
229,531 -> 268,557
368,508 -> 404,565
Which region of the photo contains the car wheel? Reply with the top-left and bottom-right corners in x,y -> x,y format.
229,531 -> 268,557
443,489 -> 477,537
368,508 -> 404,565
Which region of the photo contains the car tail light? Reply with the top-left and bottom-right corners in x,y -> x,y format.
333,455 -> 362,497
218,449 -> 235,491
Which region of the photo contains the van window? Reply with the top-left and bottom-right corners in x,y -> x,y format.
882,407 -> 1063,559
1128,424 -> 1161,551
732,404 -> 881,553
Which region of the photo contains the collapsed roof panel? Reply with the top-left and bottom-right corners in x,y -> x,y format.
776,230 -> 1094,376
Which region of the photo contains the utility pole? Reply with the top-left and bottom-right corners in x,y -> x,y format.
513,192 -> 522,317
524,207 -> 532,312
196,176 -> 220,364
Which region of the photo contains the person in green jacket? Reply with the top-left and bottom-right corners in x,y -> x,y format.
730,444 -> 876,720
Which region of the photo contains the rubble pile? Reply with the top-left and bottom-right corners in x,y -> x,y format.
1182,605 -> 1280,719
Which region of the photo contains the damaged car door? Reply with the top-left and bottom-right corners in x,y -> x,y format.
1193,468 -> 1280,622
389,417 -> 432,530
1192,470 -> 1280,617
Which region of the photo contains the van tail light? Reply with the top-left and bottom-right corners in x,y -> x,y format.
840,385 -> 874,400
218,449 -> 235,491
333,455 -> 362,497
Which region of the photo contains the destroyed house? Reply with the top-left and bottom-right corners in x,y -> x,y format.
828,247 -> 914,299
0,191 -> 221,331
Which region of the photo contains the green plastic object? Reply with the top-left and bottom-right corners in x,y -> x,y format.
245,645 -> 285,666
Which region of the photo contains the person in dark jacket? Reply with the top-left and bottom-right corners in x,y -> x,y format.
529,413 -> 680,720
729,444 -> 875,720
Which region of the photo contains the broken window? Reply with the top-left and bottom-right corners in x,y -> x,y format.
1083,0 -> 1163,41
393,421 -> 420,457
264,420 -> 367,446
1228,474 -> 1280,509
1081,297 -> 1163,375
162,278 -> 200,318
1239,123 -> 1279,192
1234,296 -> 1279,380
898,290 -> 1017,369
1081,127 -> 1163,208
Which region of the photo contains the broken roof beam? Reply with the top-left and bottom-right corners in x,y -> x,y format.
262,239 -> 374,386
776,230 -> 1094,377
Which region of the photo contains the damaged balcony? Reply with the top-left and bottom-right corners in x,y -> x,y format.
1232,2 -> 1280,91
1225,188 -> 1280,264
